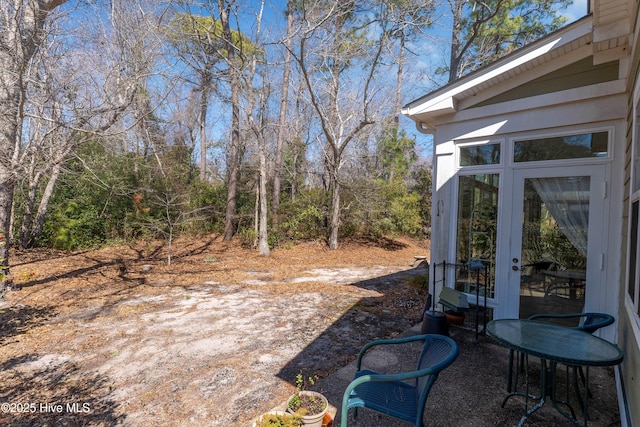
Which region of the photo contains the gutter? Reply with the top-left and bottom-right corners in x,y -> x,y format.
415,121 -> 435,135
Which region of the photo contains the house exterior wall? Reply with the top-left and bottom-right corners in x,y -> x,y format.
426,54 -> 628,325
619,1 -> 640,424
405,6 -> 640,419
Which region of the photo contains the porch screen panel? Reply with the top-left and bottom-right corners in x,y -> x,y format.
455,174 -> 498,298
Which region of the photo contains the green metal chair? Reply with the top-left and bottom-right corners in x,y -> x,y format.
340,334 -> 459,427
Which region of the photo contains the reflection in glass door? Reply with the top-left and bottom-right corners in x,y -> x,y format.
455,174 -> 498,299
518,177 -> 589,319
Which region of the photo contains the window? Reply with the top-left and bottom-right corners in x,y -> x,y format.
628,201 -> 638,305
514,131 -> 609,163
459,143 -> 501,166
628,99 -> 640,318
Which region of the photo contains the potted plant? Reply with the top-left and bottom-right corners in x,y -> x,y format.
254,411 -> 302,427
287,373 -> 328,427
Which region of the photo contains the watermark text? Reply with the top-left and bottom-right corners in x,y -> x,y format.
1,402 -> 91,414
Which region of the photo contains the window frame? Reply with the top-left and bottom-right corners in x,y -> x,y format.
455,139 -> 504,170
513,131 -> 610,163
626,91 -> 640,324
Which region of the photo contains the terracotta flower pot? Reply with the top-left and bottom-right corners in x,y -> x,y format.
445,310 -> 465,325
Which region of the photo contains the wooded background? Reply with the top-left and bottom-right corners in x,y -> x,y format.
0,0 -> 571,282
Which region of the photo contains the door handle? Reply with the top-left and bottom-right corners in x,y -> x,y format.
512,265 -> 520,271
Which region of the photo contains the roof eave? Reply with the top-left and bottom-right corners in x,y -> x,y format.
402,15 -> 594,132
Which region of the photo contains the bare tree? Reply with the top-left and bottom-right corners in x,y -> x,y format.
17,0 -> 164,248
381,0 -> 435,124
0,0 -> 69,286
272,0 -> 294,226
290,0 -> 392,249
241,0 -> 271,255
0,0 -> 159,285
217,0 -> 244,241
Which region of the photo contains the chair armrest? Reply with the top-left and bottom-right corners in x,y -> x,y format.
528,312 -> 614,333
355,335 -> 428,370
529,312 -> 586,321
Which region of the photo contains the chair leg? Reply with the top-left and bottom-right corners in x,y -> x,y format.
572,366 -> 585,412
340,406 -> 351,427
578,366 -> 593,398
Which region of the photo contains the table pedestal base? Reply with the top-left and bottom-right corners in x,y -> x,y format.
503,351 -> 586,426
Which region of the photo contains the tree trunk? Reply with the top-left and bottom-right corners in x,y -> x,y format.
199,79 -> 210,181
0,0 -> 69,286
20,170 -> 43,248
0,28 -> 20,284
291,151 -> 298,201
255,87 -> 270,256
292,2 -> 378,250
220,0 -> 240,241
258,145 -> 270,256
328,170 -> 340,250
272,1 -> 294,225
0,174 -> 16,286
449,0 -> 464,83
253,175 -> 259,248
30,162 -> 63,247
395,33 -> 405,126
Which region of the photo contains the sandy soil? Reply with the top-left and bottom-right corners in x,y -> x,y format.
0,235 -> 432,426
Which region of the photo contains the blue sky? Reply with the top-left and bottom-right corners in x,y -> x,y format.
401,0 -> 591,160
222,0 -> 593,162
81,0 -> 590,165
231,0 -> 592,163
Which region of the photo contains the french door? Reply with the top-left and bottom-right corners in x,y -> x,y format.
500,166 -> 608,319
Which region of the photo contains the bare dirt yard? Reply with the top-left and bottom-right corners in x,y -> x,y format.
0,235 -> 435,426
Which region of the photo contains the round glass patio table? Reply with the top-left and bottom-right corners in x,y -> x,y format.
487,319 -> 623,426
487,319 -> 623,366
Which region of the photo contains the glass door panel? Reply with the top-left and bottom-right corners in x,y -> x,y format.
455,174 -> 498,298
519,176 -> 589,319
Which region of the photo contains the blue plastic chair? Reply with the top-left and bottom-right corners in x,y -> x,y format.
340,334 -> 459,427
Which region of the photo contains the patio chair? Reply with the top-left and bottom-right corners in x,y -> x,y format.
527,312 -> 614,334
520,261 -> 551,296
521,313 -> 615,408
340,334 -> 459,427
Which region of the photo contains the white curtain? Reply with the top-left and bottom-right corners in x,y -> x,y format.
530,177 -> 590,257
